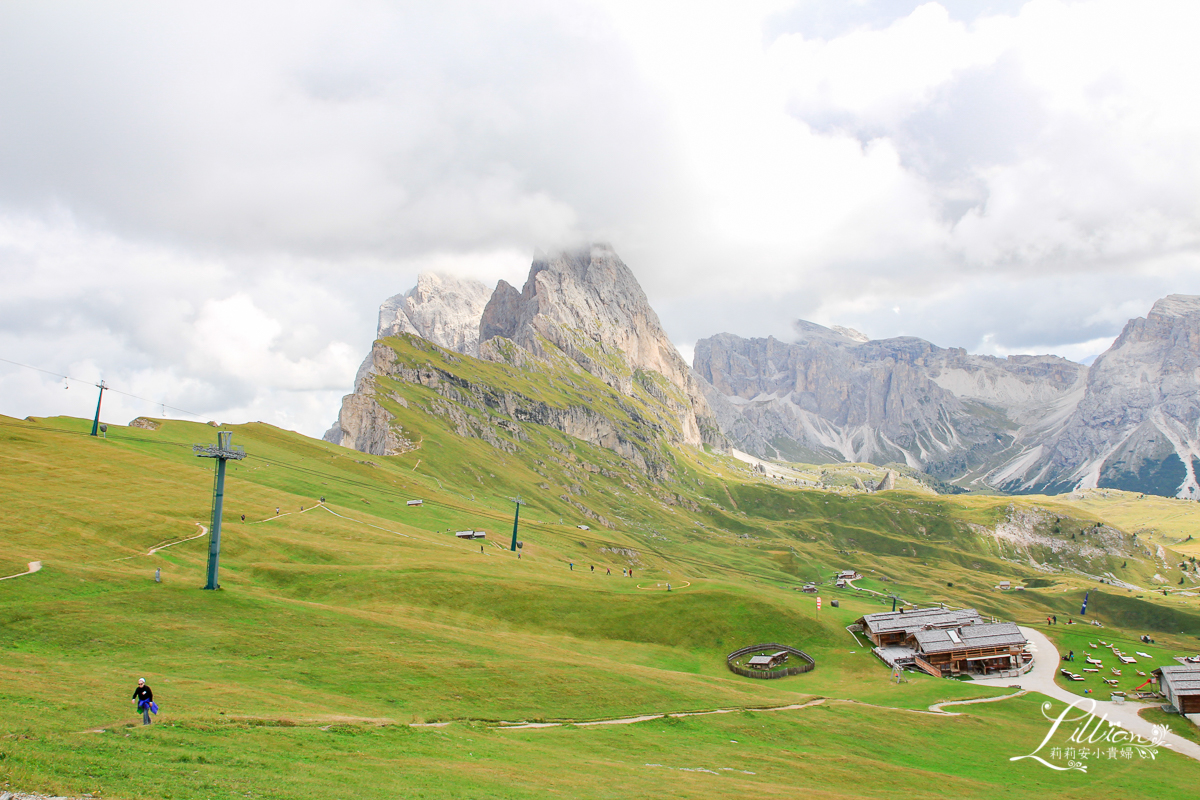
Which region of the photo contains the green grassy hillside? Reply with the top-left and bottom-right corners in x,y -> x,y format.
3,405 -> 1200,798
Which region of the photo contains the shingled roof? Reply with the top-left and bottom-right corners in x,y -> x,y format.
1156,664 -> 1200,696
914,622 -> 1026,655
860,607 -> 983,636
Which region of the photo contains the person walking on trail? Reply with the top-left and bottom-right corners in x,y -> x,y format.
569,562 -> 573,571
606,567 -> 610,575
590,565 -> 594,572
1052,615 -> 1057,625
132,678 -> 156,725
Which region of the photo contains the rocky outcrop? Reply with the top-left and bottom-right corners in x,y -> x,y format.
325,272 -> 490,446
995,295 -> 1200,498
324,343 -> 419,456
694,322 -> 1086,478
339,337 -> 676,478
477,244 -> 723,449
377,272 -> 492,356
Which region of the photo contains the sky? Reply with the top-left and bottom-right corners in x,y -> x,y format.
2,0 -> 1199,438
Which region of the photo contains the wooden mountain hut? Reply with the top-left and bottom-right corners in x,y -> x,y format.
1153,665 -> 1200,714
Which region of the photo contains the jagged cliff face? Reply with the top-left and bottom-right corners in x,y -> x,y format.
377,273 -> 492,356
325,246 -> 723,473
477,245 -> 721,448
325,272 -> 492,447
698,295 -> 1200,498
995,295 -> 1200,498
694,322 -> 1087,480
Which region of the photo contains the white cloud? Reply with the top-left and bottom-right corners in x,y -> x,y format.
3,0 -> 1200,433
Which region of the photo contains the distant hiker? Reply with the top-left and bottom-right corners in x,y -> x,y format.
569,562 -> 573,571
667,583 -> 672,591
606,568 -> 610,575
276,507 -> 280,515
131,678 -> 156,725
1053,615 -> 1058,625
590,565 -> 594,572
154,568 -> 161,583
1069,650 -> 1074,661
240,514 -> 245,521
629,570 -> 633,579
319,496 -> 325,503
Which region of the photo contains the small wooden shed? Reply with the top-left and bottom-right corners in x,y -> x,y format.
1153,665 -> 1200,714
747,651 -> 789,670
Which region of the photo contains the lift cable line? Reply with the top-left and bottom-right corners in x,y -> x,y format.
194,430 -> 246,590
0,355 -> 209,421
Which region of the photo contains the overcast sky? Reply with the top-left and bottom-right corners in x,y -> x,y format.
2,0 -> 1199,438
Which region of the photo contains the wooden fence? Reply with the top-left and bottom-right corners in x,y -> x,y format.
726,643 -> 816,679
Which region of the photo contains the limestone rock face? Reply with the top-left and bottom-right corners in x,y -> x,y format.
323,343 -> 418,456
1000,295 -> 1200,497
377,272 -> 492,356
325,272 -> 490,446
698,295 -> 1200,498
324,245 -> 724,468
694,321 -> 1087,479
477,244 -> 722,448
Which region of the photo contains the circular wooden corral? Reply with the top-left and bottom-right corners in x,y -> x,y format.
726,643 -> 816,679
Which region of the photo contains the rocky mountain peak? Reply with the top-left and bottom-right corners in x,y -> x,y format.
1148,294 -> 1200,321
478,244 -> 718,447
793,319 -> 862,344
377,272 -> 492,356
831,325 -> 870,343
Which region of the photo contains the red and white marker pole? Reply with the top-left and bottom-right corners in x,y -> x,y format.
816,595 -> 821,619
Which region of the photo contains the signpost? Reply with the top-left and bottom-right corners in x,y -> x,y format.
816,595 -> 821,619
193,431 -> 246,590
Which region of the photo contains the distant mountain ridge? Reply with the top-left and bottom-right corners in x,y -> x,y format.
693,324 -> 1087,482
324,248 -> 1200,499
992,294 -> 1200,498
696,294 -> 1200,499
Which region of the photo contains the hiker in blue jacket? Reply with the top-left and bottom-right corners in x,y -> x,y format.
132,678 -> 156,725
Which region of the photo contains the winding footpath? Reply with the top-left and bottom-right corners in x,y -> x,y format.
971,626 -> 1200,762
0,561 -> 41,581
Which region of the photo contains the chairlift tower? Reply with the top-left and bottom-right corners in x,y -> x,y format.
509,496 -> 525,552
194,430 -> 246,590
90,381 -> 107,437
